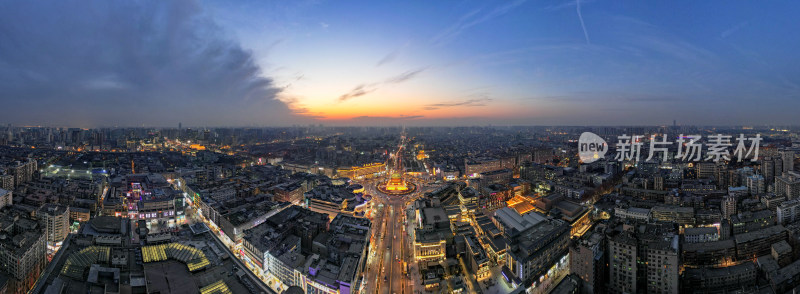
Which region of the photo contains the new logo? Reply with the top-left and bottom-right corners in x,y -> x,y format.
578,132 -> 607,163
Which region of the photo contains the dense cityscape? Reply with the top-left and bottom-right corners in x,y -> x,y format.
0,125 -> 795,293
3,0 -> 799,293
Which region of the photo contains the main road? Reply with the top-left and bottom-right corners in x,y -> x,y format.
359,177 -> 431,294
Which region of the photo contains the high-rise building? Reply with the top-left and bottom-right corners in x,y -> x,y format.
653,176 -> 664,191
781,150 -> 795,173
0,188 -> 11,210
777,199 -> 800,225
37,204 -> 70,245
0,174 -> 12,191
696,162 -> 716,179
761,157 -> 776,183
642,235 -> 680,294
570,232 -> 605,293
775,171 -> 800,200
0,215 -> 47,294
747,174 -> 765,195
10,159 -> 37,187
608,232 -> 638,294
499,208 -> 570,286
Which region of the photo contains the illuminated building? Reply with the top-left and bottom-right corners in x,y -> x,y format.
506,195 -> 536,215
241,206 -> 369,294
457,187 -> 479,205
241,206 -> 328,278
414,207 -> 451,262
385,173 -> 408,191
335,162 -> 386,179
465,235 -> 491,280
496,207 -> 570,286
414,233 -> 447,262
304,183 -> 368,220
69,207 -> 91,223
103,174 -> 179,229
481,184 -> 512,210
651,206 -> 695,226
376,173 -> 416,195
480,169 -> 513,185
464,157 -> 503,178
272,182 -> 305,205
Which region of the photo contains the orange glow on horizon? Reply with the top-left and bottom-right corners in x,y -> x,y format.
280,84 -> 542,121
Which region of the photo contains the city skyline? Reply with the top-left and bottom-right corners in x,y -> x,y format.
1,0 -> 799,127
2,119 -> 800,294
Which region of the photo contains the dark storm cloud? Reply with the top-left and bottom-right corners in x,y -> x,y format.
0,0 -> 300,127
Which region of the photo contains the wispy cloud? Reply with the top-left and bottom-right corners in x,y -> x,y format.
576,0 -> 590,44
337,67 -> 427,102
376,43 -> 409,67
543,0 -> 596,11
279,96 -> 327,119
423,95 -> 492,110
338,83 -> 379,102
721,21 -> 749,39
384,68 -> 427,84
279,73 -> 305,90
319,22 -> 329,29
529,92 -> 686,103
432,0 -> 527,46
351,115 -> 424,120
376,52 -> 399,67
611,16 -> 718,64
264,39 -> 285,52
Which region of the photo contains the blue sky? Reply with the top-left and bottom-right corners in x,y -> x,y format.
206,0 -> 800,125
1,0 -> 798,126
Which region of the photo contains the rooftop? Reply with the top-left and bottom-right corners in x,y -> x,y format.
772,240 -> 792,255
734,225 -> 786,244
684,261 -> 757,280
494,207 -> 546,236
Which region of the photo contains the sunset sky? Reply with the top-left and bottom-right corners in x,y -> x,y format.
1,0 -> 799,126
